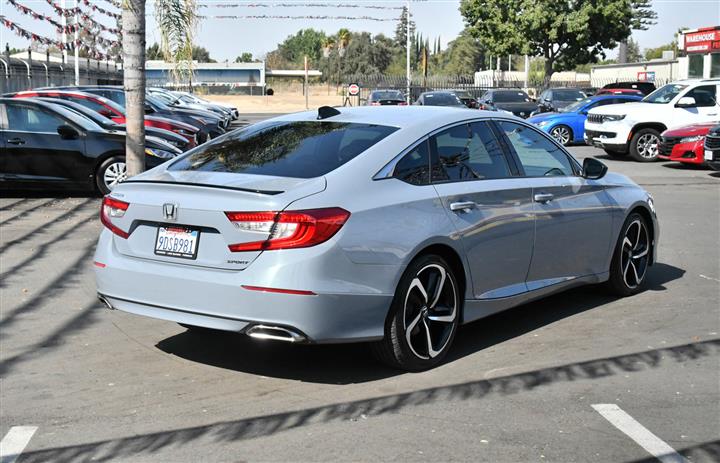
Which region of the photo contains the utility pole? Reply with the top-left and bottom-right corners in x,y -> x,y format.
304,55 -> 309,110
73,0 -> 79,85
61,0 -> 68,63
405,0 -> 410,104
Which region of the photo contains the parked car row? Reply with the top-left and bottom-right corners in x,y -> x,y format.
1,85 -> 240,194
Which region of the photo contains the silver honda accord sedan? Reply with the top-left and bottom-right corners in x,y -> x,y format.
95,106 -> 658,371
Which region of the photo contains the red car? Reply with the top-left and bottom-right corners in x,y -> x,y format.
596,88 -> 645,97
12,90 -> 199,147
658,122 -> 719,165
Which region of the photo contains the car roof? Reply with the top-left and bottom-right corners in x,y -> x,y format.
270,106 -> 503,129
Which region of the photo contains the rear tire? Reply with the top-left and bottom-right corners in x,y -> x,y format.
606,212 -> 651,297
629,128 -> 661,162
371,254 -> 460,371
95,156 -> 127,195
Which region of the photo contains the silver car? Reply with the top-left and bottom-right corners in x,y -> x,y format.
95,106 -> 658,371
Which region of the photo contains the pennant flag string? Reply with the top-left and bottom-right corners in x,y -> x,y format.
196,2 -> 405,9
7,0 -> 122,36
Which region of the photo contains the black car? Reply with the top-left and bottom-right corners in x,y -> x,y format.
367,89 -> 406,106
478,89 -> 539,118
414,91 -> 467,108
48,86 -> 226,140
534,88 -> 587,114
0,98 -> 182,194
704,124 -> 720,171
34,97 -> 191,151
600,81 -> 656,96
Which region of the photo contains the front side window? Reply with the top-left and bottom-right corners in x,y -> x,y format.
496,121 -> 574,177
394,140 -> 430,185
684,85 -> 717,107
6,105 -> 64,132
170,121 -> 398,178
430,122 -> 512,182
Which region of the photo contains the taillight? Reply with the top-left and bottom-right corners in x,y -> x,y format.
398,102 -> 408,106
100,196 -> 130,238
370,102 -> 380,106
225,208 -> 350,252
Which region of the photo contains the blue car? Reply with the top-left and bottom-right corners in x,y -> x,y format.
528,94 -> 642,145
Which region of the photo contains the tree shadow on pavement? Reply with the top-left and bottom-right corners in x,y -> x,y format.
156,262 -> 685,384
18,338 -> 720,463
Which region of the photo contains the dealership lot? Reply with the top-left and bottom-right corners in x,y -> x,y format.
1,144 -> 718,462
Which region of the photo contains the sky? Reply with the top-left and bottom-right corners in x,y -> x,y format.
1,0 -> 719,63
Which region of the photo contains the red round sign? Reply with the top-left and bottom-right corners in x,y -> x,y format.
348,83 -> 360,96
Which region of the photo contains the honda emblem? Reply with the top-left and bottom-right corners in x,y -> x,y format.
163,203 -> 178,221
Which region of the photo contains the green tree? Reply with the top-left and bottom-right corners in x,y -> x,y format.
277,29 -> 327,64
146,43 -> 163,60
394,6 -> 415,48
191,46 -> 215,63
460,0 -> 633,84
626,37 -> 643,62
440,29 -> 486,75
235,52 -> 254,63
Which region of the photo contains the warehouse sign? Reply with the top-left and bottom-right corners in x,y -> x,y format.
683,27 -> 720,53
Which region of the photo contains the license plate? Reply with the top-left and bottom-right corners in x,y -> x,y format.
154,226 -> 200,259
705,150 -> 714,161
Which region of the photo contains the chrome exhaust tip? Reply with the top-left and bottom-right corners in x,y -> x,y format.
246,325 -> 306,343
97,294 -> 114,310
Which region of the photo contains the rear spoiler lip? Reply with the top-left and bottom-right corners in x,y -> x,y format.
122,179 -> 284,196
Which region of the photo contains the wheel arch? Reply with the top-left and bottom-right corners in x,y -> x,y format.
629,205 -> 656,266
630,122 -> 667,140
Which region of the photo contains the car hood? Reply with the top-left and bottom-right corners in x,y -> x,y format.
145,115 -> 199,132
494,102 -> 539,112
663,122 -> 719,137
527,112 -> 577,124
588,101 -> 650,116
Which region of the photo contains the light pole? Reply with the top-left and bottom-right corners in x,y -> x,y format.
73,0 -> 79,85
405,0 -> 410,104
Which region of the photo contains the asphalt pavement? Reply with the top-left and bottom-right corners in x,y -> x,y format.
0,140 -> 718,462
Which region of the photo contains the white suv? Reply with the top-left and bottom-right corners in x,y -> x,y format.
585,79 -> 720,161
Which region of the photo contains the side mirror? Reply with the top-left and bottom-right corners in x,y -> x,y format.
144,104 -> 155,114
676,96 -> 696,108
57,124 -> 79,140
583,157 -> 608,180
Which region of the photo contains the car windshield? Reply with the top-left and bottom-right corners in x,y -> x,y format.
453,91 -> 472,99
643,84 -> 688,104
553,89 -> 586,101
170,121 -> 398,178
561,97 -> 594,112
371,91 -> 403,100
146,95 -> 171,110
493,91 -> 531,103
423,93 -> 463,106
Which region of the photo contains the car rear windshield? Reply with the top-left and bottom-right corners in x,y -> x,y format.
169,120 -> 398,178
553,89 -> 585,101
424,93 -> 462,105
493,91 -> 531,103
371,91 -> 403,100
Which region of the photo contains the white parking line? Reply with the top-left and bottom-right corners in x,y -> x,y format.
592,404 -> 689,463
0,426 -> 38,463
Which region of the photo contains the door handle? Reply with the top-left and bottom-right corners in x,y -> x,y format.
7,138 -> 25,145
450,201 -> 477,212
534,192 -> 554,203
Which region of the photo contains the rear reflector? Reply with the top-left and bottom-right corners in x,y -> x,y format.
241,285 -> 316,296
100,196 -> 130,239
225,207 -> 350,252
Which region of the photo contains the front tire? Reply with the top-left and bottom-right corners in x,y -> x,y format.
606,212 -> 651,296
550,125 -> 573,146
629,128 -> 661,162
372,254 -> 460,371
95,156 -> 127,195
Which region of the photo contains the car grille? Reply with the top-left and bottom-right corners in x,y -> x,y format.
587,114 -> 605,124
659,136 -> 681,156
705,134 -> 720,150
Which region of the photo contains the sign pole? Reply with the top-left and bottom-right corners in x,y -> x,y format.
304,55 -> 309,110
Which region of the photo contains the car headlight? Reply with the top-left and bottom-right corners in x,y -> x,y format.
536,120 -> 551,127
145,148 -> 177,159
679,135 -> 703,143
604,115 -> 626,122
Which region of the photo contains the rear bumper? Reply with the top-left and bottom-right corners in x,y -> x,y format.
94,232 -> 395,343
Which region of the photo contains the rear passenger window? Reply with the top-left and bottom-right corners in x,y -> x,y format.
394,140 -> 430,185
497,121 -> 575,177
430,122 -> 512,182
6,105 -> 64,132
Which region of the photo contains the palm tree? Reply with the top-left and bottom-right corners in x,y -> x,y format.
337,28 -> 351,57
322,37 -> 336,59
122,0 -> 197,178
